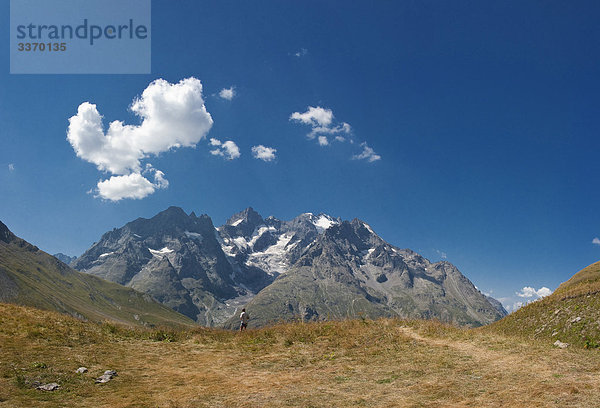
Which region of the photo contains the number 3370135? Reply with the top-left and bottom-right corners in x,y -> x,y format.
17,43 -> 67,52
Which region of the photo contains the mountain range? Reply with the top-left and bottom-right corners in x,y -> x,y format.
71,206 -> 506,327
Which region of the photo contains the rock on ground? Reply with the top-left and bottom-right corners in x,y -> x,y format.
37,383 -> 60,391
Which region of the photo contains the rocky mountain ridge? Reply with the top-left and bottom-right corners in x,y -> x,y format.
72,206 -> 506,327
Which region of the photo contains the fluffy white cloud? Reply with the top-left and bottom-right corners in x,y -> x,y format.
290,106 -> 334,128
516,286 -> 552,299
352,142 -> 381,162
68,78 -> 212,175
67,77 -> 214,201
209,138 -> 240,160
593,237 -> 600,245
8,163 -> 15,172
219,86 -> 235,100
96,171 -> 168,201
251,145 -> 277,162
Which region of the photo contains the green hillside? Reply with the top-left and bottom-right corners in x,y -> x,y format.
0,221 -> 195,329
487,261 -> 600,348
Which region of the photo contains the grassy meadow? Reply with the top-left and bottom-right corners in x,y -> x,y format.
1,303 -> 600,407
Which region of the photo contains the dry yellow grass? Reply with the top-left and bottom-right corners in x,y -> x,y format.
1,303 -> 600,407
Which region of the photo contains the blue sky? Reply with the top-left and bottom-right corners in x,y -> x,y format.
2,0 -> 600,311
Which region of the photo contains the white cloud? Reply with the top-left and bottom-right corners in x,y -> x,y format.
435,249 -> 447,259
8,163 -> 15,172
290,106 -> 381,161
352,142 -> 381,162
67,77 -> 214,200
96,172 -> 167,201
218,86 -> 235,100
593,237 -> 600,245
289,106 -> 352,149
497,285 -> 552,314
290,106 -> 334,128
209,139 -> 240,160
516,286 -> 552,299
251,145 -> 277,162
318,136 -> 329,146
294,48 -> 308,57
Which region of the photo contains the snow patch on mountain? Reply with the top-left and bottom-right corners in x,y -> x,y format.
98,252 -> 114,258
313,214 -> 338,232
148,247 -> 174,257
246,233 -> 296,275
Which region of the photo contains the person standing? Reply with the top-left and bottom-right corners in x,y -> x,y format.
239,308 -> 249,331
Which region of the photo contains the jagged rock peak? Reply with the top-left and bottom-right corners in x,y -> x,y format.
156,206 -> 188,219
226,207 -> 264,227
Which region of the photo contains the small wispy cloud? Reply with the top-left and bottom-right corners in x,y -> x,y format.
251,145 -> 277,162
294,48 -> 308,58
8,163 -> 15,172
289,106 -> 354,142
352,142 -> 381,162
209,138 -> 241,160
218,86 -> 235,100
290,105 -> 380,162
593,237 -> 600,245
435,249 -> 447,259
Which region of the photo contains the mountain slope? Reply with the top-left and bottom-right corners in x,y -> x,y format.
0,221 -> 195,328
488,261 -> 600,348
226,219 -> 504,328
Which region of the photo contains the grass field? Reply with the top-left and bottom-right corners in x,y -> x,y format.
2,303 -> 600,407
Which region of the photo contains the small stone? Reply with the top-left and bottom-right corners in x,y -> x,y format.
552,331 -> 558,337
96,370 -> 118,384
76,367 -> 88,374
554,309 -> 560,315
37,383 -> 60,391
571,317 -> 582,323
95,374 -> 112,384
554,340 -> 569,349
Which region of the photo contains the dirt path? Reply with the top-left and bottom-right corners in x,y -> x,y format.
396,326 -> 598,407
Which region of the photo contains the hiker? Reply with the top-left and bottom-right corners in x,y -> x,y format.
239,308 -> 249,331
